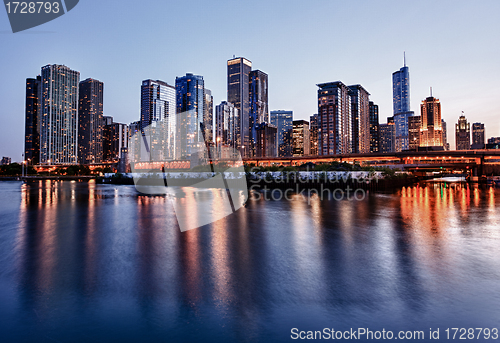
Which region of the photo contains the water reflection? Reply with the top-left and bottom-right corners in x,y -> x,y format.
1,181 -> 499,341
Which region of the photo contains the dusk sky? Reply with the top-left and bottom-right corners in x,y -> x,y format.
1,0 -> 499,161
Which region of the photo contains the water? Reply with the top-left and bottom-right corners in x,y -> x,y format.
0,180 -> 499,342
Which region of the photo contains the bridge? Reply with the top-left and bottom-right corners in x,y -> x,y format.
244,150 -> 500,176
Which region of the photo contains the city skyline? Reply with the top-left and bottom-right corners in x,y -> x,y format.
1,0 -> 499,160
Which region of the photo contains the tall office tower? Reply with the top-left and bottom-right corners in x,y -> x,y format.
472,123 -> 485,149
369,102 -> 379,153
379,122 -> 395,153
215,101 -> 239,153
227,57 -> 252,157
419,93 -> 443,148
204,89 -> 213,142
270,110 -> 293,157
317,81 -> 352,155
78,78 -> 103,164
348,85 -> 370,154
128,121 -> 141,162
442,119 -> 448,150
292,120 -> 310,156
255,123 -> 277,157
309,114 -> 319,156
392,55 -> 413,151
176,74 -> 205,160
25,76 -> 41,165
455,114 -> 471,150
103,117 -> 128,162
40,64 -> 80,165
249,70 -> 269,157
140,79 -> 176,160
408,116 -> 421,151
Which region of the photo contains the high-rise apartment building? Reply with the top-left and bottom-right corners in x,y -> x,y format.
442,119 -> 449,150
455,114 -> 471,150
140,79 -> 176,161
472,122 -> 485,149
379,121 -> 395,154
78,78 -> 103,164
25,76 -> 41,165
309,114 -> 319,156
408,116 -> 421,151
348,85 -> 370,154
317,81 -> 351,155
293,120 -> 310,156
215,101 -> 239,154
227,57 -> 252,157
255,123 -> 277,157
419,93 -> 443,148
40,64 -> 80,165
204,89 -> 213,142
369,102 -> 379,153
392,56 -> 413,151
103,117 -> 128,162
270,110 -> 293,157
249,70 -> 268,157
176,74 -> 206,160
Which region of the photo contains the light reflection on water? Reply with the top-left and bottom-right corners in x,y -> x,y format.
0,181 -> 499,342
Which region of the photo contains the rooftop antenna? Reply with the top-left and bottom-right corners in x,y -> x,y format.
430,86 -> 433,97
404,51 -> 406,67
233,54 -> 235,59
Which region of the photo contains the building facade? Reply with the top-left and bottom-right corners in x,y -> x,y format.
348,85 -> 370,154
293,120 -> 310,156
408,116 -> 421,151
455,114 -> 471,150
78,78 -> 103,164
309,114 -> 319,156
215,101 -> 239,157
25,76 -> 41,165
270,110 -> 293,157
40,64 -> 80,165
369,102 -> 379,153
227,57 -> 252,157
103,118 -> 128,163
472,123 -> 485,149
317,81 -> 351,155
255,123 -> 277,157
204,89 -> 213,143
249,70 -> 268,157
419,95 -> 443,148
379,122 -> 395,154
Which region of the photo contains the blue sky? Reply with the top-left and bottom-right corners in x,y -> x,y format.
1,0 -> 499,160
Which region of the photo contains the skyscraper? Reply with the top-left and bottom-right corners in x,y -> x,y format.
204,89 -> 213,142
455,114 -> 471,150
419,92 -> 443,149
255,123 -> 277,157
103,117 -> 128,163
249,70 -> 268,157
293,120 -> 310,156
78,78 -> 103,164
442,119 -> 448,150
408,116 -> 421,151
270,110 -> 293,157
140,79 -> 176,160
215,101 -> 239,155
176,74 -> 206,160
40,64 -> 80,165
309,114 -> 319,156
379,122 -> 395,154
227,57 -> 252,157
348,85 -> 370,154
25,76 -> 41,165
369,101 -> 379,153
317,81 -> 352,155
472,122 -> 485,149
392,55 -> 414,151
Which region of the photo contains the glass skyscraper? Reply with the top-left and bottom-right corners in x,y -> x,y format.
270,110 -> 293,157
309,114 -> 319,156
175,74 -> 205,160
78,78 -> 103,164
204,89 -> 213,143
392,56 -> 413,151
317,81 -> 352,155
215,101 -> 239,158
249,70 -> 268,157
25,76 -> 41,165
140,79 -> 176,161
40,64 -> 80,165
227,57 -> 252,157
348,84 -> 370,154
369,101 -> 379,153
